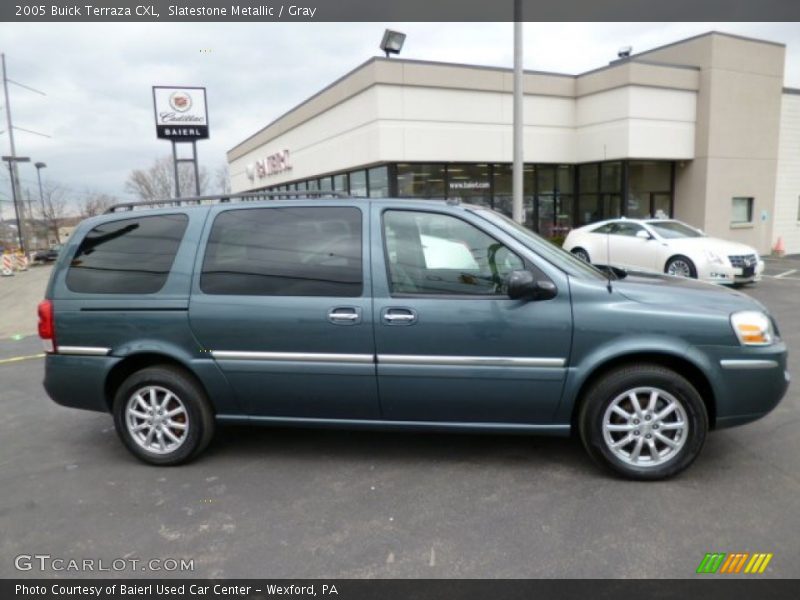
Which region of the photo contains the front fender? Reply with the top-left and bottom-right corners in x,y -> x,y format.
554,334 -> 715,424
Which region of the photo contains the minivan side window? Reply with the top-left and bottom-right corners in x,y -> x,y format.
383,210 -> 524,296
66,214 -> 188,294
200,207 -> 363,297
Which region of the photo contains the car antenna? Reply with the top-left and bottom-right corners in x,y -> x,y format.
605,223 -> 613,293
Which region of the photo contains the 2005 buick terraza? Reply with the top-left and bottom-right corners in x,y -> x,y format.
39,194 -> 789,479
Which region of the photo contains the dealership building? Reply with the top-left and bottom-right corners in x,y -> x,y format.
228,31 -> 800,255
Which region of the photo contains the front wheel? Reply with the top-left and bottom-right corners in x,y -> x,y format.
571,247 -> 591,263
665,255 -> 697,278
578,364 -> 708,480
112,366 -> 215,466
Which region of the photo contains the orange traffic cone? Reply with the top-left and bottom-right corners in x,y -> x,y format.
772,237 -> 786,257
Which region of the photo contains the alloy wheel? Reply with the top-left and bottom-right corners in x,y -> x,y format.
125,385 -> 189,455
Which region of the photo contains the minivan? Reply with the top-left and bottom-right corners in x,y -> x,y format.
40,193 -> 790,480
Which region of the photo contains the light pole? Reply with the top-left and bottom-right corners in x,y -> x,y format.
1,155 -> 30,251
35,161 -> 46,248
512,0 -> 524,224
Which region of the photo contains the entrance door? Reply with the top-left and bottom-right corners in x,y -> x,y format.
372,208 -> 572,424
189,204 -> 379,419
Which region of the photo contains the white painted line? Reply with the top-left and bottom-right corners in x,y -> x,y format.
774,269 -> 798,279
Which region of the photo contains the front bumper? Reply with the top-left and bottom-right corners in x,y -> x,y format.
695,342 -> 789,428
702,259 -> 764,285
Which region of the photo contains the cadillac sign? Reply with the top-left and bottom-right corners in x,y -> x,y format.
152,86 -> 209,140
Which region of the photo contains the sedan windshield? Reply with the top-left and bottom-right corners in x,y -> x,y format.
646,220 -> 704,239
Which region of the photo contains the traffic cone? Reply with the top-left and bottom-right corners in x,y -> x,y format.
772,237 -> 786,257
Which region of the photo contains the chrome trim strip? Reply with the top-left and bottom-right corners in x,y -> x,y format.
57,346 -> 111,356
377,355 -> 566,368
720,359 -> 779,370
211,351 -> 374,364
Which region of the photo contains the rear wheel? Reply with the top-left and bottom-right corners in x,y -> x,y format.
571,247 -> 591,263
112,366 -> 214,465
578,364 -> 708,480
665,255 -> 697,279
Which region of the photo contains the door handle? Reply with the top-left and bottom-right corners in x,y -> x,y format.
382,308 -> 417,325
328,307 -> 361,325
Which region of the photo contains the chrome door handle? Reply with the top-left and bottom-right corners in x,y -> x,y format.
328,307 -> 361,325
382,308 -> 417,325
384,314 -> 414,322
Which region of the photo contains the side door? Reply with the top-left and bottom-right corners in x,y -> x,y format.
371,207 -> 572,425
609,222 -> 659,271
188,203 -> 379,419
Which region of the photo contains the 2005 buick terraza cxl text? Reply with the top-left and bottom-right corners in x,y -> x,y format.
38,194 -> 790,480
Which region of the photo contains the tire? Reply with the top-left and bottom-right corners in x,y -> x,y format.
665,255 -> 697,279
571,247 -> 591,263
112,366 -> 215,466
578,364 -> 708,480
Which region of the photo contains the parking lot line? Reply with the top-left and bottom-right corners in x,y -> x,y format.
774,269 -> 798,279
0,353 -> 45,365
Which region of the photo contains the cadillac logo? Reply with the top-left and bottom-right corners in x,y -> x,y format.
744,257 -> 753,267
169,91 -> 192,112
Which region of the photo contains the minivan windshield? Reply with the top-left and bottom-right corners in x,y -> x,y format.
474,208 -> 608,281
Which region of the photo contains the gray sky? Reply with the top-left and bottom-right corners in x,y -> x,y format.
0,21 -> 798,215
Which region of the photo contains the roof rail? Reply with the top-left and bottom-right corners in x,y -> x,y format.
105,191 -> 352,213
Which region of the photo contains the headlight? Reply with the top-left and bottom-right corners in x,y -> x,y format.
730,311 -> 774,346
704,249 -> 725,265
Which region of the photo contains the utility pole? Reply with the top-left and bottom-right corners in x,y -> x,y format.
512,0 -> 524,224
1,53 -> 27,250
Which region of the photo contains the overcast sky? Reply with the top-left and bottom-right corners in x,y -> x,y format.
0,21 -> 798,215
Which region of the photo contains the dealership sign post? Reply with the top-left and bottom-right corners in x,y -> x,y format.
152,86 -> 209,197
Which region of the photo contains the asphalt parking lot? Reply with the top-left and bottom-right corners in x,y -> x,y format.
0,261 -> 798,579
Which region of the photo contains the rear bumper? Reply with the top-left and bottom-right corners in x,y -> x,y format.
43,353 -> 120,413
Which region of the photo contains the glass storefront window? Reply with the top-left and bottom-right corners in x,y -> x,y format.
601,162 -> 622,193
368,166 -> 389,198
628,161 -> 672,219
350,170 -> 368,197
579,164 -> 599,193
333,173 -> 348,193
557,165 -> 574,194
319,176 -> 332,192
397,163 -> 445,198
306,179 -> 319,192
578,194 -> 600,225
447,163 -> 491,207
492,164 -> 534,227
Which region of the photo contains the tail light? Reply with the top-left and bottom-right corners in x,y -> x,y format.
37,299 -> 56,353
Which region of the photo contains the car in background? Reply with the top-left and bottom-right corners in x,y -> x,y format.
32,245 -> 63,264
563,218 -> 764,285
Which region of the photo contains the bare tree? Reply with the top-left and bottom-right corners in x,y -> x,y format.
125,156 -> 209,201
38,183 -> 70,244
80,191 -> 118,217
215,163 -> 231,195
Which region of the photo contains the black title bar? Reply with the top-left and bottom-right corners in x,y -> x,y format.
3,0 -> 800,22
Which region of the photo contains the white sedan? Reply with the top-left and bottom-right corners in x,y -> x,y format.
562,218 -> 764,285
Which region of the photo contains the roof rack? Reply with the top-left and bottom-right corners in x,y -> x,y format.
105,191 -> 352,213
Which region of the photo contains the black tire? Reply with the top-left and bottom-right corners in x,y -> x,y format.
578,364 -> 708,480
571,247 -> 591,263
665,255 -> 697,279
112,366 -> 214,466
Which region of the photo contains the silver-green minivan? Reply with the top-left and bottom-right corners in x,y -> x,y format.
40,194 -> 789,479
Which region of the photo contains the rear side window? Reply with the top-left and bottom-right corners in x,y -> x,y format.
200,207 -> 362,297
67,214 -> 188,294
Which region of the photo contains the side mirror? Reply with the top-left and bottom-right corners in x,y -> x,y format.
506,270 -> 557,301
635,230 -> 652,240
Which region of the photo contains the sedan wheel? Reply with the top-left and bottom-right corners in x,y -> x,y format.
571,248 -> 591,263
665,256 -> 697,278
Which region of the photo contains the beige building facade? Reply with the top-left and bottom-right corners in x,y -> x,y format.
228,31 -> 800,254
